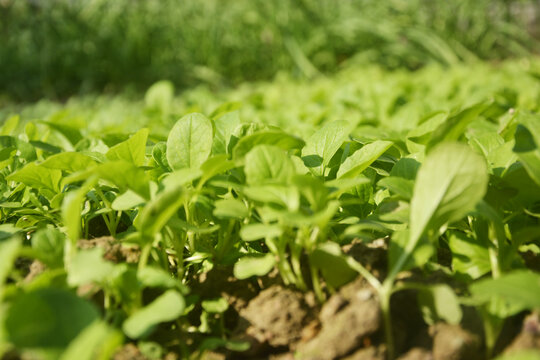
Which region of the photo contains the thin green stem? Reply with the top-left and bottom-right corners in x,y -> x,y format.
379,285 -> 395,360
310,265 -> 325,302
138,241 -> 153,270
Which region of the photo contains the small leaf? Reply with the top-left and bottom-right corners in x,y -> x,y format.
302,120 -> 351,176
62,178 -> 97,243
166,113 -> 213,170
138,183 -> 184,239
232,130 -> 305,159
233,253 -> 275,279
417,284 -> 462,325
337,140 -> 393,178
111,190 -> 145,211
447,231 -> 490,280
213,199 -> 248,219
41,152 -> 98,173
470,271 -> 540,312
106,128 -> 149,166
212,111 -> 241,155
0,237 -> 20,297
7,162 -> 62,193
67,248 -> 116,287
427,102 -> 489,149
60,321 -> 123,360
31,228 -> 65,268
245,145 -> 295,185
240,224 -> 283,241
310,242 -> 357,288
152,142 -> 170,170
201,298 -> 229,313
123,290 -> 185,339
377,177 -> 414,200
244,184 -> 299,211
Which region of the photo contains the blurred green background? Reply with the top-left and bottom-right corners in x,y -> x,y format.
1,0 -> 539,101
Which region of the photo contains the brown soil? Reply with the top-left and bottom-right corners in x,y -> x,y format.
78,236 -> 140,263
74,239 -> 540,360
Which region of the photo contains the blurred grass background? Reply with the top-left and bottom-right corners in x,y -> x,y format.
1,0 -> 540,101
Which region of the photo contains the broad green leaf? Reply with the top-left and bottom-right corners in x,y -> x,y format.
31,228 -> 65,268
406,112 -> 447,152
0,135 -> 36,162
233,253 -> 275,279
337,140 -> 393,178
0,237 -> 20,297
514,120 -> 540,187
41,120 -> 83,146
145,80 -> 174,115
60,321 -> 123,360
417,284 -> 462,325
5,288 -> 99,348
212,111 -> 241,155
377,177 -> 414,200
388,229 -> 434,272
325,177 -> 371,199
1,115 -> 19,136
390,157 -> 421,180
162,167 -> 203,188
0,224 -> 20,240
213,199 -> 249,219
232,130 -> 305,159
40,152 -> 98,173
95,161 -> 150,199
409,142 -> 488,247
152,142 -> 169,170
137,267 -> 186,292
200,154 -> 236,183
244,184 -> 299,211
62,178 -> 97,243
302,120 -> 351,176
310,242 -> 357,288
106,128 -> 148,166
427,102 -> 489,149
137,182 -> 184,238
292,175 -> 328,211
447,231 -> 491,280
166,113 -> 213,170
470,271 -> 540,312
240,223 -> 283,241
111,190 -> 145,211
122,290 -> 185,339
245,145 -> 295,185
67,248 -> 116,286
7,162 -> 62,193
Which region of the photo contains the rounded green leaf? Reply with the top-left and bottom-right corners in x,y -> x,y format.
166,113 -> 213,170
123,290 -> 185,339
409,142 -> 489,245
233,253 -> 276,279
245,145 -> 295,185
5,288 -> 99,348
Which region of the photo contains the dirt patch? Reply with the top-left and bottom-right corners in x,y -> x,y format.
296,279 -> 382,360
504,312 -> 540,354
78,236 -> 140,263
235,285 -> 313,355
113,343 -> 147,360
397,347 -> 433,360
431,323 -> 482,360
